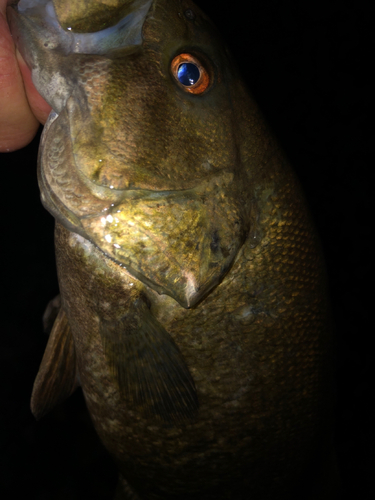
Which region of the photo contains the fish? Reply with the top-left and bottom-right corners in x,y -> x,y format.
7,0 -> 340,498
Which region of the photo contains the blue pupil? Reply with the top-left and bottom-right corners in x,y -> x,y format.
177,63 -> 200,86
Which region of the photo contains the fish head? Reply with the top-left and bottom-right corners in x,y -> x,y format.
8,0 -> 255,308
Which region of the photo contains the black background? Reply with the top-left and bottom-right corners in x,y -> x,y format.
0,0 -> 373,498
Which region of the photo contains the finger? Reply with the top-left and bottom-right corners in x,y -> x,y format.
15,47 -> 52,124
0,0 -> 50,152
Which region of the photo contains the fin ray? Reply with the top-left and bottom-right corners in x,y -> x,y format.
99,300 -> 198,424
31,307 -> 79,419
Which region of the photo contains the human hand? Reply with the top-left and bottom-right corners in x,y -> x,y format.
0,0 -> 51,152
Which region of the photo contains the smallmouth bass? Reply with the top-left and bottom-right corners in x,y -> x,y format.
8,0 -> 339,498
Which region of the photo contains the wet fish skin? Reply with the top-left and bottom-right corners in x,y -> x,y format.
53,0 -> 148,33
7,0 -> 338,498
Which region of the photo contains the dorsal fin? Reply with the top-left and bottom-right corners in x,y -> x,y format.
31,306 -> 80,419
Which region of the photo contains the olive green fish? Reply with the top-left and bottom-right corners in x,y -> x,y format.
8,0 -> 340,498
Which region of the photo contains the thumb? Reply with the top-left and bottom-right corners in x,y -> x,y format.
0,0 -> 50,152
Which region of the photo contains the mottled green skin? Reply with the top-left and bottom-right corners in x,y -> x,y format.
55,146 -> 334,499
14,0 -> 336,498
54,70 -> 335,494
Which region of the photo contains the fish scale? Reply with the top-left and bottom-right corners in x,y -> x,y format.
7,0 -> 339,499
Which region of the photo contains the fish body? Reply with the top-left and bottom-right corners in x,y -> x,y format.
8,1 -> 338,498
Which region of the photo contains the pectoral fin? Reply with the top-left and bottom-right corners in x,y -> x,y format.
99,300 -> 198,424
31,307 -> 79,420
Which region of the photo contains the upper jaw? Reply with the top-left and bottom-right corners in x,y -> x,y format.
7,0 -> 153,111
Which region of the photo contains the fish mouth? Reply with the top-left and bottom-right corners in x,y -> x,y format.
7,0 -> 153,113
9,0 -> 153,54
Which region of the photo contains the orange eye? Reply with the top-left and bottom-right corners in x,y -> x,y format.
171,53 -> 211,95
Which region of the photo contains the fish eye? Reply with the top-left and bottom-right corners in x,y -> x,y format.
171,53 -> 210,95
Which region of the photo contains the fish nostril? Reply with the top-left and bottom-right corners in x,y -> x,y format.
184,9 -> 195,21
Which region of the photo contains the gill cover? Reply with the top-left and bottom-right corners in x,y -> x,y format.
8,0 -> 251,308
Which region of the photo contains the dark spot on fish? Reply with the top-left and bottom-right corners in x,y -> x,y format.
184,240 -> 194,249
221,246 -> 230,258
184,9 -> 195,21
210,230 -> 220,253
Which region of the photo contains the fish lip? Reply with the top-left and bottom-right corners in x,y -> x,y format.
7,0 -> 154,115
10,0 -> 154,55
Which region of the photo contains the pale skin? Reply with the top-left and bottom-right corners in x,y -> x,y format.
0,0 -> 51,152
